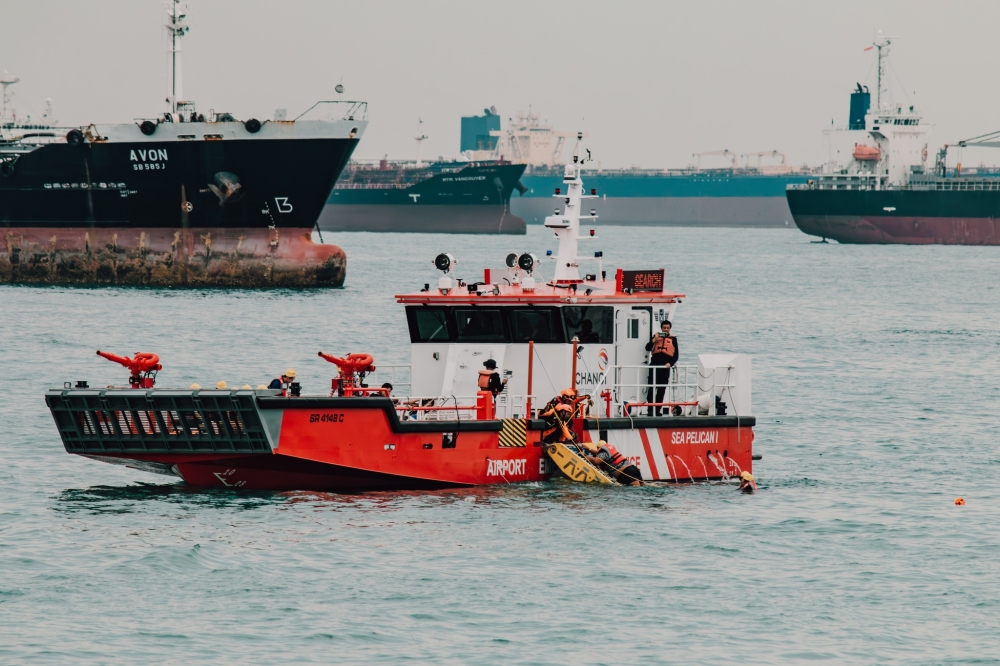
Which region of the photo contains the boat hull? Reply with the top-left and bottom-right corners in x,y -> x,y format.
317,203 -> 526,234
511,195 -> 793,227
46,390 -> 754,492
514,171 -> 808,227
2,225 -> 346,287
322,162 -> 527,234
787,187 -> 1000,244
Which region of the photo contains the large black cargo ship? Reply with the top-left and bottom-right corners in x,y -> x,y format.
0,2 -> 366,287
319,160 -> 527,234
787,34 -> 1000,246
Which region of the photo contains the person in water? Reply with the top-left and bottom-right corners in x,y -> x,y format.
738,471 -> 756,494
645,320 -> 678,416
583,441 -> 644,486
477,359 -> 507,401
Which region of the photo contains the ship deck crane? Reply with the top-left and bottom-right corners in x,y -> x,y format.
692,150 -> 738,170
741,150 -> 786,168
936,128 -> 1000,176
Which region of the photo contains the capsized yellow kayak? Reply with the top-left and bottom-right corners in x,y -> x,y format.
545,442 -> 618,485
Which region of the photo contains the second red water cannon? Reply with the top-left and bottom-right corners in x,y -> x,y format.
318,352 -> 386,397
96,350 -> 162,389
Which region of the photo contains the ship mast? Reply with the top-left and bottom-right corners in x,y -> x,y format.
0,71 -> 19,126
873,31 -> 892,113
414,118 -> 428,168
165,0 -> 189,114
544,133 -> 599,283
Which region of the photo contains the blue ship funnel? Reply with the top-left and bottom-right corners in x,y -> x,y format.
849,84 -> 870,130
461,108 -> 501,152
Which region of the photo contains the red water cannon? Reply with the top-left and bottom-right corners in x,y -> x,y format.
96,350 -> 162,389
318,352 -> 386,397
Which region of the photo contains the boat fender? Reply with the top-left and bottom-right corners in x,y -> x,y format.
244,118 -> 262,133
139,120 -> 157,136
66,129 -> 84,145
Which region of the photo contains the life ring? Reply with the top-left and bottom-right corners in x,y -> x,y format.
244,118 -> 261,134
66,129 -> 84,146
139,120 -> 157,136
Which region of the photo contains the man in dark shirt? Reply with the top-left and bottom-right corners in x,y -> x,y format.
477,359 -> 508,399
268,368 -> 296,394
645,320 -> 679,416
576,319 -> 600,343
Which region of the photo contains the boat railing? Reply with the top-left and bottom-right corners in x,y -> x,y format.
368,365 -> 412,397
493,392 -> 538,420
294,100 -> 369,122
596,364 -> 736,418
369,361 -> 738,420
391,395 -> 478,422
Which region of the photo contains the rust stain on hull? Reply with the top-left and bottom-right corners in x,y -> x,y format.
1,227 -> 346,287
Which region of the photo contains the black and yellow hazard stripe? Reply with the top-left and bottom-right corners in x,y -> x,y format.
498,418 -> 528,448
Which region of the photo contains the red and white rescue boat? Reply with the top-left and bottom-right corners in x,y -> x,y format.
46,145 -> 757,491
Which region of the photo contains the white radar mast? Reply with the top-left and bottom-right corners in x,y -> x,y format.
873,30 -> 896,114
414,118 -> 428,168
165,0 -> 190,114
1,71 -> 20,125
544,132 -> 600,283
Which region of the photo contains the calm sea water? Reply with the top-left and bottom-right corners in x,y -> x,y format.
2,227 -> 999,664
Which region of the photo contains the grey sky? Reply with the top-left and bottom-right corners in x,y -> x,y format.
3,0 -> 998,168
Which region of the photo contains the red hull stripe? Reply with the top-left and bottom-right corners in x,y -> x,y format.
654,429 -> 674,481
637,428 -> 660,480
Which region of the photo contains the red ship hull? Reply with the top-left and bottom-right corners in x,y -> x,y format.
791,214 -> 1000,245
2,226 -> 347,287
47,391 -> 754,491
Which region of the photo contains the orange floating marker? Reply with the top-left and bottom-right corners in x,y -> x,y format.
955,498 -> 965,505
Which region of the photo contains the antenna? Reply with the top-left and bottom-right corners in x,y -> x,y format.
872,30 -> 896,113
543,134 -> 599,282
165,0 -> 190,114
414,118 -> 428,168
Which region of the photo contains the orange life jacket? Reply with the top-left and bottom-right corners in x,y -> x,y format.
599,443 -> 627,469
477,370 -> 494,390
651,334 -> 675,356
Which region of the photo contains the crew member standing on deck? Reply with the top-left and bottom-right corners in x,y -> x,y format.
478,359 -> 507,402
645,320 -> 678,416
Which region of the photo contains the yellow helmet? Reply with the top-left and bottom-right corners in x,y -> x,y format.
285,368 -> 297,379
190,383 -> 201,390
216,380 -> 228,390
560,387 -> 578,398
256,384 -> 267,390
740,471 -> 754,482
241,384 -> 252,390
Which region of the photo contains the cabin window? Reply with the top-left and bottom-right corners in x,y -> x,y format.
509,309 -> 563,343
627,318 -> 640,339
454,309 -> 506,342
407,306 -> 453,342
562,306 -> 614,344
